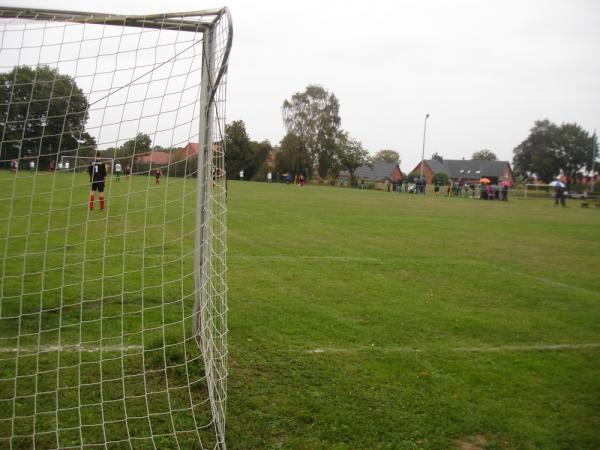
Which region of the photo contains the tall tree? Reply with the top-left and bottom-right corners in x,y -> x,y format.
0,65 -> 95,167
116,132 -> 152,158
225,120 -> 252,179
338,133 -> 369,184
276,132 -> 312,177
513,120 -> 560,182
555,123 -> 594,187
282,85 -> 341,178
372,149 -> 400,164
513,119 -> 593,186
248,139 -> 273,180
472,149 -> 497,160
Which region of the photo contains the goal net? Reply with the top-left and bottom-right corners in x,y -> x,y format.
0,7 -> 231,449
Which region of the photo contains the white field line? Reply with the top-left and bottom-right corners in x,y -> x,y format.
1,342 -> 598,355
493,266 -> 600,297
308,342 -> 600,354
233,255 -> 382,262
0,344 -> 143,353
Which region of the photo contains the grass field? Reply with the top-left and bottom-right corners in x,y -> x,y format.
1,172 -> 600,449
225,181 -> 600,449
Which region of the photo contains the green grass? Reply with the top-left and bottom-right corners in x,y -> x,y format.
1,172 -> 600,449
225,181 -> 600,450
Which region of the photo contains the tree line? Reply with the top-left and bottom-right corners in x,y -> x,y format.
225,85 -> 403,185
2,65 -> 596,187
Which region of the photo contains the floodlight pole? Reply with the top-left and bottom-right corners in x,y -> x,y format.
419,113 -> 430,183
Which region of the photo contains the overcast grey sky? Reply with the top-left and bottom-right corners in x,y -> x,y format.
5,0 -> 600,172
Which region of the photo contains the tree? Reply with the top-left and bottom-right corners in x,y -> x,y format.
431,152 -> 443,162
248,139 -> 273,180
337,133 -> 369,184
116,132 -> 152,158
225,120 -> 252,179
372,149 -> 400,164
276,132 -> 312,178
513,120 -> 560,183
513,119 -> 593,186
555,123 -> 594,188
472,149 -> 497,160
282,85 -> 341,178
0,65 -> 95,167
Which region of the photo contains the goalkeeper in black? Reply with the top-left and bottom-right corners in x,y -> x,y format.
88,151 -> 107,210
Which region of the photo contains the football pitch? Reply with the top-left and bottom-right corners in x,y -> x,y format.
1,172 -> 600,449
225,181 -> 599,449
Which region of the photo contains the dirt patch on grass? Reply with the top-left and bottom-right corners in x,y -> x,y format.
455,434 -> 513,450
455,434 -> 488,450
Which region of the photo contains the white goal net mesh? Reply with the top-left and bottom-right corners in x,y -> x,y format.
0,7 -> 231,449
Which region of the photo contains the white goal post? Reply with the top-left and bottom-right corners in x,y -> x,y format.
0,6 -> 231,449
524,183 -> 555,198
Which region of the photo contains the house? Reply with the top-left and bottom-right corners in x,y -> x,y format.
411,159 -> 514,184
340,162 -> 403,189
135,149 -> 173,165
179,142 -> 199,159
135,142 -> 201,165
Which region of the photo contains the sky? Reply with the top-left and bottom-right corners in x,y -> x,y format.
4,0 -> 600,172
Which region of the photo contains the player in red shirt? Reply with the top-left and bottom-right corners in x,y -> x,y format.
155,168 -> 161,185
10,159 -> 17,173
88,152 -> 107,210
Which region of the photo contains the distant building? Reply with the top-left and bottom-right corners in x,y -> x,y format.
411,159 -> 514,184
340,162 -> 403,189
135,149 -> 172,165
135,142 -> 200,166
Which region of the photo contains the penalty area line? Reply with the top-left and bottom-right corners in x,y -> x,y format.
308,342 -> 600,354
0,344 -> 143,354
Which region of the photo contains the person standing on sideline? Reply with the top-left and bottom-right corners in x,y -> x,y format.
88,151 -> 107,210
501,183 -> 508,201
155,168 -> 162,185
239,169 -> 244,181
267,172 -> 272,183
114,161 -> 122,182
554,184 -> 566,207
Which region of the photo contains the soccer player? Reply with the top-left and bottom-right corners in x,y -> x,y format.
88,151 -> 107,210
114,161 -> 122,182
10,159 -> 17,173
155,168 -> 161,185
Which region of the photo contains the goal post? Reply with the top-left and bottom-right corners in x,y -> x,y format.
0,6 -> 231,449
524,183 -> 555,199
